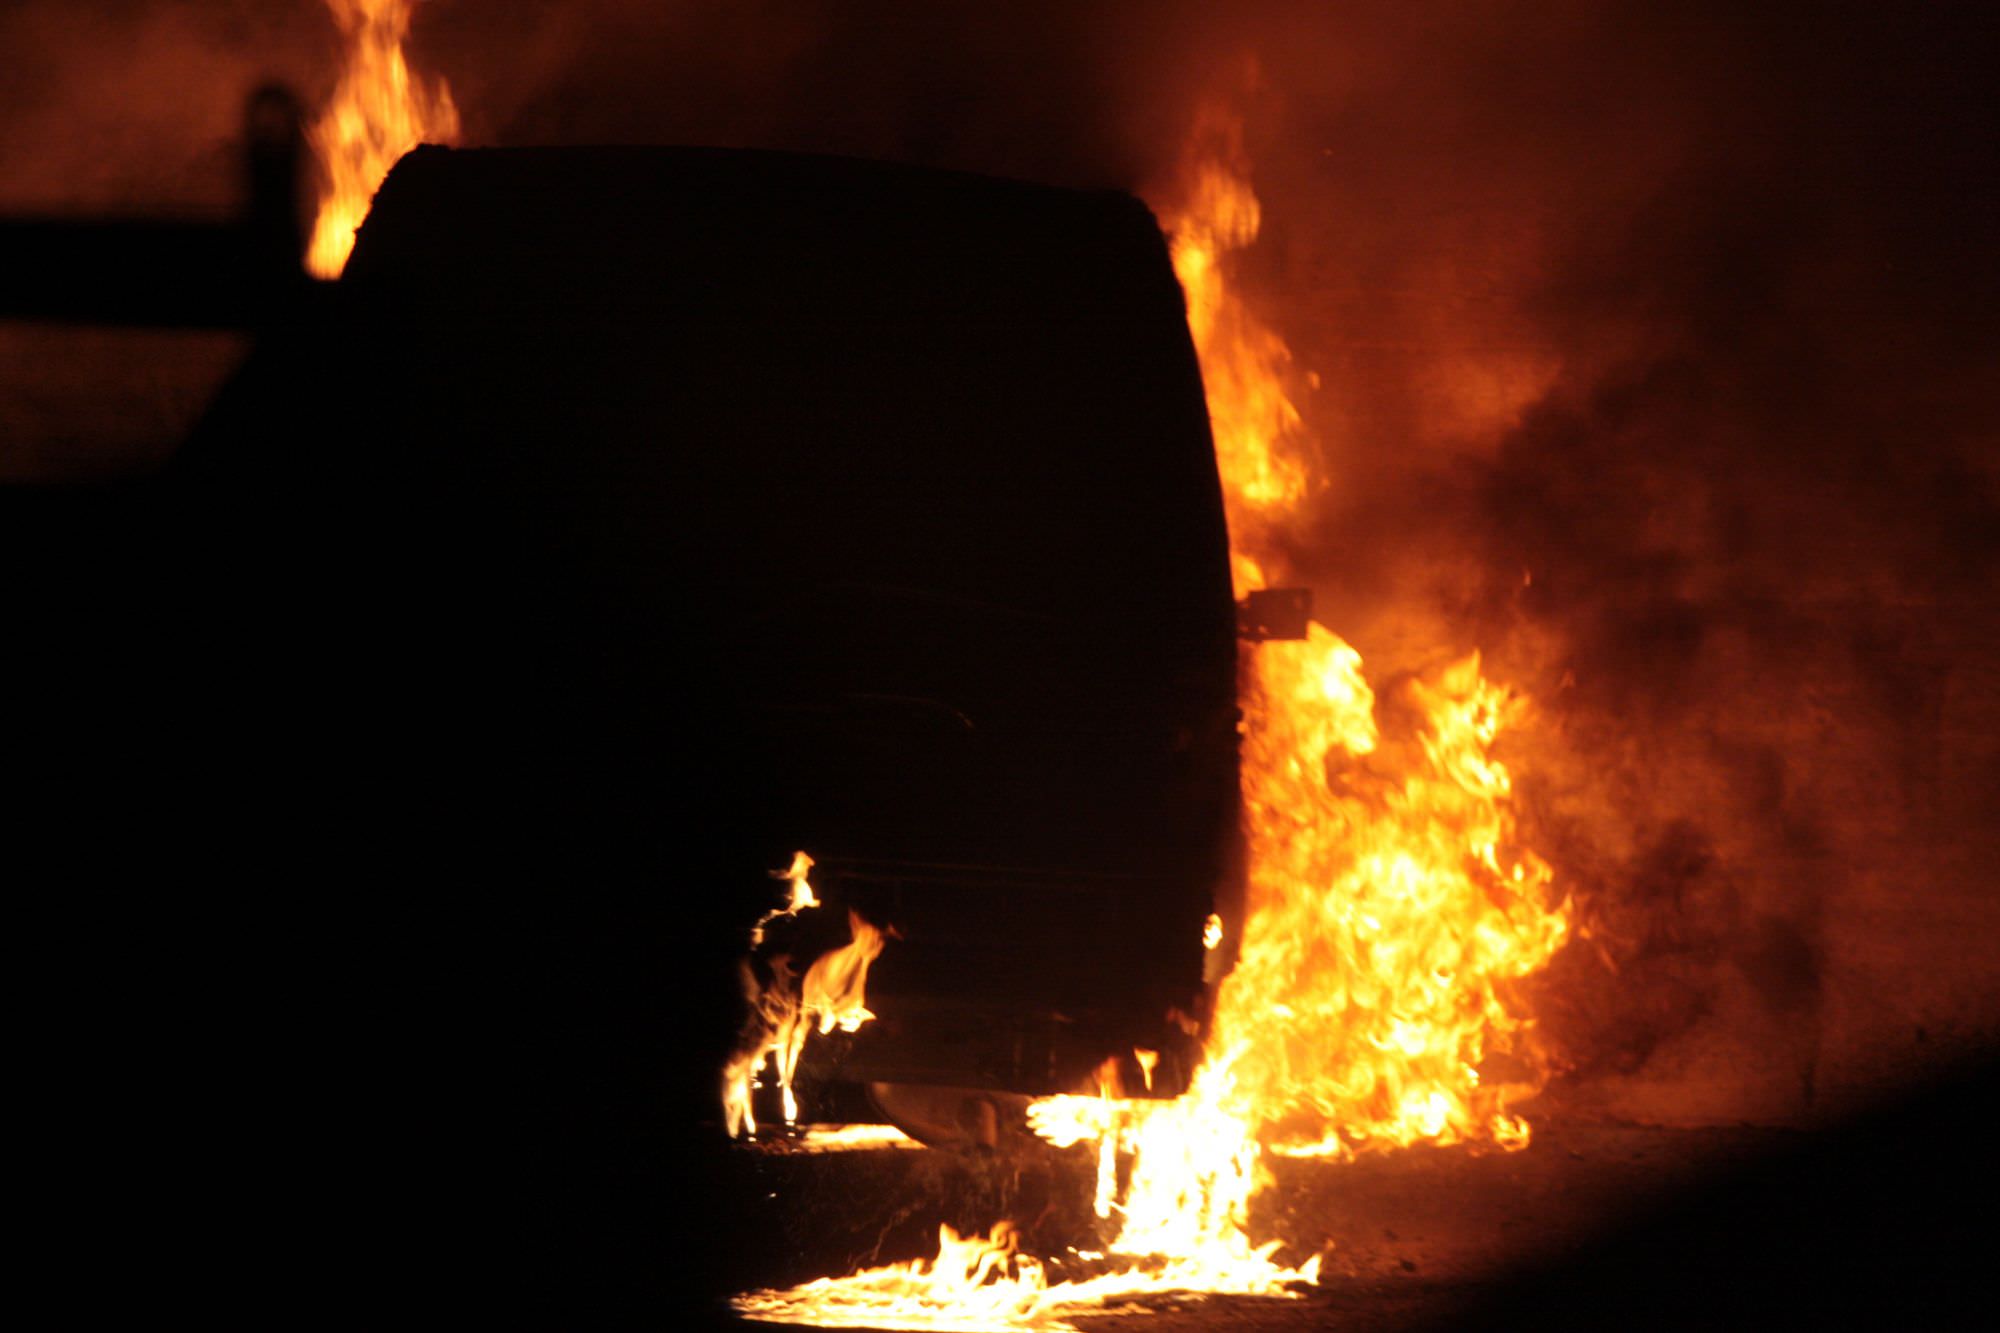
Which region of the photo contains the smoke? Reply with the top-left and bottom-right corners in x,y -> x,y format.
1235,1 -> 2000,1119
0,1 -> 328,213
10,0 -> 1995,1120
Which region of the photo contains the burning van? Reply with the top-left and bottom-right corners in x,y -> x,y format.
175,146 -> 1247,1140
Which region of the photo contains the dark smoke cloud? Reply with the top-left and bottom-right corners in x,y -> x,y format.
7,0 -> 1995,1121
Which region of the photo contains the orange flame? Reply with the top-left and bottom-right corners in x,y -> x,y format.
1170,109 -> 1313,549
752,851 -> 822,948
725,854 -> 887,1139
305,0 -> 459,278
734,107 -> 1567,1325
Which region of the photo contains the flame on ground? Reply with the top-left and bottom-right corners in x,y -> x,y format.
733,107 -> 1567,1327
733,1218 -> 1315,1333
306,0 -> 459,279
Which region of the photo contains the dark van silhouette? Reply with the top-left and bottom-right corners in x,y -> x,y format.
173,146 -> 1241,1136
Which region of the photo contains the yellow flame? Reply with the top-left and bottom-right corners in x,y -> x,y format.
306,0 -> 459,278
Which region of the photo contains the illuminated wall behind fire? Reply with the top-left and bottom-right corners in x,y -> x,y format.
7,0 -> 1995,1124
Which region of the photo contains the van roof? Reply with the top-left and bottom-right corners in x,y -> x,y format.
345,145 -> 1175,322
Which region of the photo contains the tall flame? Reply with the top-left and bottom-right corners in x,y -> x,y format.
734,108 -> 1568,1327
305,0 -> 460,279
